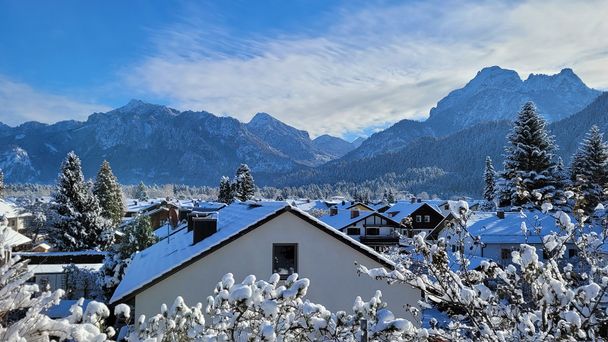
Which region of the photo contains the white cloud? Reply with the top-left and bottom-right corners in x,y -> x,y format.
0,76 -> 111,126
126,0 -> 608,138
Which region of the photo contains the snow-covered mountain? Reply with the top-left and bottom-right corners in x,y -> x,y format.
246,113 -> 333,166
311,135 -> 356,159
345,66 -> 601,160
0,100 -> 346,184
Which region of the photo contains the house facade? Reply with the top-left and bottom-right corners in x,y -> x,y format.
385,200 -> 445,237
111,202 -> 420,320
319,208 -> 403,250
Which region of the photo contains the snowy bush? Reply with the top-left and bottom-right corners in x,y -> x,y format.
123,273 -> 439,341
358,200 -> 608,340
0,227 -> 110,341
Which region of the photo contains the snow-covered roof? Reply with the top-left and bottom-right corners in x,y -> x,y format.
2,227 -> 31,247
385,201 -> 442,223
111,201 -> 394,304
318,210 -> 377,230
466,211 -> 582,244
154,222 -> 187,240
27,263 -> 104,274
290,199 -> 330,212
44,299 -> 93,319
0,199 -> 30,218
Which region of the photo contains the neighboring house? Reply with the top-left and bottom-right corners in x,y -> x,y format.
437,211 -> 582,266
385,200 -> 445,237
0,199 -> 32,232
319,208 -> 402,250
0,226 -> 32,251
110,202 -> 419,320
124,199 -> 179,230
17,251 -> 106,292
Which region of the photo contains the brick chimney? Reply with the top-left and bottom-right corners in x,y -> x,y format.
496,210 -> 505,219
350,209 -> 359,219
330,207 -> 338,216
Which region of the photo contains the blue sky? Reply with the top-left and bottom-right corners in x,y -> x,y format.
1,0 -> 607,140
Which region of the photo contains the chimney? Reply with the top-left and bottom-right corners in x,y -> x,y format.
330,207 -> 338,216
417,198 -> 422,203
410,197 -> 416,203
187,211 -> 208,232
496,210 -> 505,219
350,209 -> 359,219
193,212 -> 218,244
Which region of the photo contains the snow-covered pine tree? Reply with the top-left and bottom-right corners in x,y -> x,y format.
483,156 -> 496,203
234,164 -> 255,202
52,151 -> 113,251
502,102 -> 560,207
93,160 -> 124,226
0,169 -> 4,198
134,181 -> 148,202
569,125 -> 608,212
100,215 -> 157,300
217,176 -> 234,204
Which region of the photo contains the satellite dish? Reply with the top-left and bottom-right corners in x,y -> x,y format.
169,208 -> 179,228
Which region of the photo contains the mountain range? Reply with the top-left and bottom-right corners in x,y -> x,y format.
0,66 -> 605,197
0,100 -> 359,184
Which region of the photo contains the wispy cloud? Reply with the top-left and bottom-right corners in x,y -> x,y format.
126,0 -> 608,138
0,75 -> 111,126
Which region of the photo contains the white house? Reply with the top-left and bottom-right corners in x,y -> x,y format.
0,199 -> 32,232
318,208 -> 402,250
437,210 -> 582,266
110,202 -> 420,320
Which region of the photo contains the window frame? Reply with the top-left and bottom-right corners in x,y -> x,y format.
415,215 -> 422,222
366,227 -> 380,236
272,243 -> 298,280
346,227 -> 360,235
424,215 -> 431,223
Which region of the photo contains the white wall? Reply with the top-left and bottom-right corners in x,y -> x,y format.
134,212 -> 419,322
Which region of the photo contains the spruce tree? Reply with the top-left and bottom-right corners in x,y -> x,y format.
483,156 -> 496,203
135,181 -> 149,201
569,125 -> 608,212
234,164 -> 255,202
93,160 -> 124,226
218,176 -> 234,204
52,151 -> 112,251
502,102 -> 559,207
0,168 -> 4,198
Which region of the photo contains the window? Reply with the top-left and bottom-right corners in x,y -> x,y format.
273,244 -> 298,279
501,248 -> 511,260
415,215 -> 422,222
424,215 -> 430,223
346,227 -> 360,235
366,227 -> 380,235
568,249 -> 577,258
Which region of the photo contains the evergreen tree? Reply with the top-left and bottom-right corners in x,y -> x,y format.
217,176 -> 234,204
93,160 -> 124,226
569,125 -> 608,212
100,215 -> 157,299
52,151 -> 112,251
234,164 -> 255,202
501,102 -> 559,207
483,156 -> 496,203
135,181 -> 149,201
0,168 -> 4,198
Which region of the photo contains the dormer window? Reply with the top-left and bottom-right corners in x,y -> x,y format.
273,244 -> 298,279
